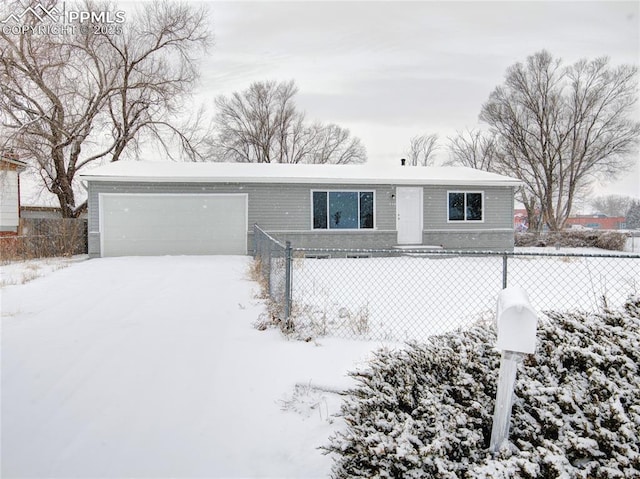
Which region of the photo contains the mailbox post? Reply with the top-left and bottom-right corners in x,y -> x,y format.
490,287 -> 538,454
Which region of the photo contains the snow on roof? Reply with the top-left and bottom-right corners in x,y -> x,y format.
79,160 -> 522,187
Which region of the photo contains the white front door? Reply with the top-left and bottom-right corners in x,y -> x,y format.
396,187 -> 423,245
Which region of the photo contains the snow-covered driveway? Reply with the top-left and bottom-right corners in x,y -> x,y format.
2,256 -> 380,478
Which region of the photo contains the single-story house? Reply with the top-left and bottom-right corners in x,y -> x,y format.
79,161 -> 522,258
0,152 -> 27,235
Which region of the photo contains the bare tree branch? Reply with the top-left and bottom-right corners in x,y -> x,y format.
0,0 -> 213,217
406,133 -> 439,166
210,80 -> 366,164
446,129 -> 497,171
590,195 -> 634,217
480,50 -> 640,231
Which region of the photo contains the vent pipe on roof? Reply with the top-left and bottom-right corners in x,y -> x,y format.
400,158 -> 406,166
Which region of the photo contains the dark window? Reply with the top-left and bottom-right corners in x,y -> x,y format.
313,191 -> 374,229
313,192 -> 327,229
329,192 -> 358,229
448,192 -> 483,222
448,192 -> 465,221
359,192 -> 374,229
467,193 -> 483,221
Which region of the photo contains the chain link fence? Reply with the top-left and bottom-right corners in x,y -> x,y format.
0,218 -> 87,262
253,226 -> 640,342
253,225 -> 292,325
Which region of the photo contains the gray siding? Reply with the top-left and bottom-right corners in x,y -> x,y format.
269,231 -> 398,251
87,181 -> 515,256
89,182 -> 395,231
423,186 -> 514,230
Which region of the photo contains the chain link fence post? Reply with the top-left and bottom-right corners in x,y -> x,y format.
502,253 -> 509,289
284,241 -> 293,329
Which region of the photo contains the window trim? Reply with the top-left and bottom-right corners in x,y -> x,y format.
447,191 -> 485,223
311,189 -> 376,230
304,254 -> 331,259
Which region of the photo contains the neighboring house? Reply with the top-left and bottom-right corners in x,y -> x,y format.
19,206 -> 87,221
20,206 -> 64,220
79,161 -> 522,258
0,152 -> 27,235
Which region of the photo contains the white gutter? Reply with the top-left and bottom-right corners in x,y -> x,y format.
78,174 -> 523,187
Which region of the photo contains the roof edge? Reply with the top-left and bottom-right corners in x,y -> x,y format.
0,156 -> 28,170
78,174 -> 523,187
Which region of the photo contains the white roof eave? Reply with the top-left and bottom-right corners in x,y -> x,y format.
77,161 -> 523,187
79,174 -> 522,187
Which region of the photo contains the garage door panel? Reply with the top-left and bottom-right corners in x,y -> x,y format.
104,238 -> 236,257
100,194 -> 247,257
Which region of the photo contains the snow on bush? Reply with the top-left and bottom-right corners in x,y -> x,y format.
325,297 -> 640,478
515,230 -> 628,251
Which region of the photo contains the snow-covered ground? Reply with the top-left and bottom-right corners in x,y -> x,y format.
0,255 -> 86,287
291,247 -> 639,341
1,256 -> 388,478
2,249 -> 638,477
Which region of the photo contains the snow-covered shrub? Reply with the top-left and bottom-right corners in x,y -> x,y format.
594,231 -> 629,251
515,231 -> 628,251
325,296 -> 640,478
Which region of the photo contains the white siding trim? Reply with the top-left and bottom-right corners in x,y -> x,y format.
0,171 -> 20,229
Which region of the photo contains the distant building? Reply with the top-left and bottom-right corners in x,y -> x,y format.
565,215 -> 626,230
514,209 -> 627,231
0,151 -> 27,235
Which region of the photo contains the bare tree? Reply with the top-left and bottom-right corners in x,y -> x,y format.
406,133 -> 439,166
480,50 -> 640,231
212,80 -> 300,163
211,80 -> 366,164
443,128 -> 553,229
590,195 -> 634,217
446,129 -> 498,171
310,123 -> 366,164
0,0 -> 212,217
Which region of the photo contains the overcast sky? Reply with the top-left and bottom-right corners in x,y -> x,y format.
194,0 -> 639,201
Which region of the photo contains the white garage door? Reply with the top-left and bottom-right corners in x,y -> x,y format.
100,194 -> 247,257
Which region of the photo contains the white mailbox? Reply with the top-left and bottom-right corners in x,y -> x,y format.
495,287 -> 538,354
